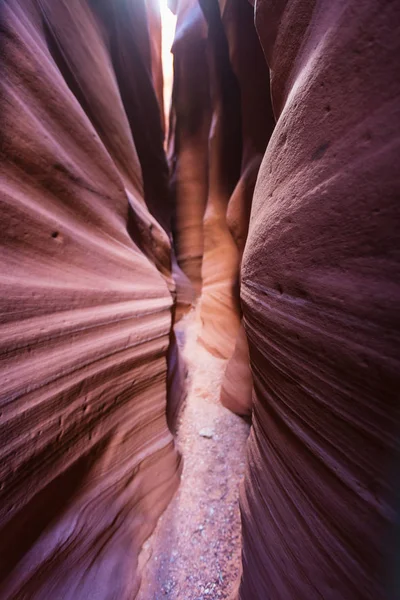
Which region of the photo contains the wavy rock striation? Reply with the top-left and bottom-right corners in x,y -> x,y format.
217,0 -> 274,412
240,0 -> 400,598
195,0 -> 243,359
170,0 -> 273,360
2,0 -> 400,598
0,0 -> 186,597
168,0 -> 211,296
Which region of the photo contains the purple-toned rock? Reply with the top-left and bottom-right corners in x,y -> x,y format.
0,1 -> 184,597
239,0 -> 400,598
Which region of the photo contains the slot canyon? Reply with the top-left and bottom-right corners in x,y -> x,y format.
0,0 -> 399,598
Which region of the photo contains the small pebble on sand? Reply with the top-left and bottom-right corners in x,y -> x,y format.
199,427 -> 215,438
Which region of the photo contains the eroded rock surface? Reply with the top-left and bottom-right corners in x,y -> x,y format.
0,0 -> 185,597
168,0 -> 211,295
218,0 -> 275,410
2,0 -> 400,598
240,0 -> 400,598
170,0 -> 273,360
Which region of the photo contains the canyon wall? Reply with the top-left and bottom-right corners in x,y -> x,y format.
171,1 -> 400,597
239,0 -> 400,598
1,0 -> 400,598
169,0 -> 273,365
0,0 -> 186,597
216,0 -> 275,414
168,0 -> 211,297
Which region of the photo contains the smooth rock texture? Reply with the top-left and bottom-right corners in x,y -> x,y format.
220,323 -> 252,417
240,0 -> 400,598
168,0 -> 211,295
145,0 -> 165,131
0,0 -> 184,597
218,0 -> 274,408
196,0 -> 242,359
170,0 -> 273,360
2,0 -> 400,598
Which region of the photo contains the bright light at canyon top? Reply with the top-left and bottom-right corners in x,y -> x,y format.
159,0 -> 177,125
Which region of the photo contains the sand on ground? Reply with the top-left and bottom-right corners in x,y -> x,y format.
138,309 -> 250,599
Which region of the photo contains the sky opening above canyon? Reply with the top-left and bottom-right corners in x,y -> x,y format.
159,0 -> 177,127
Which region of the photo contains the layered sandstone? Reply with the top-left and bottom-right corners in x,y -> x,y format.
170,0 -> 273,361
217,0 -> 275,411
2,0 -> 400,598
0,0 -> 185,597
168,0 -> 211,295
239,0 -> 400,598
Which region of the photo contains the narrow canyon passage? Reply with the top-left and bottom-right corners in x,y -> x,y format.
138,309 -> 249,600
1,0 -> 400,599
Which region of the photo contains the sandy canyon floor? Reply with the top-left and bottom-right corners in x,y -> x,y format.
138,309 -> 250,599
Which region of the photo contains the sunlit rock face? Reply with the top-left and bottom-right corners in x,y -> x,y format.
169,0 -> 272,359
240,0 -> 400,598
195,0 -> 243,359
216,0 -> 275,411
0,0 -> 184,597
2,0 -> 400,598
168,0 -> 211,296
145,0 -> 165,132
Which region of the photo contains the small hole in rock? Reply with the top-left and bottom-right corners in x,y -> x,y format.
51,231 -> 59,239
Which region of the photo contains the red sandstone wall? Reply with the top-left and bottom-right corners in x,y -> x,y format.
170,0 -> 273,361
0,0 -> 185,597
239,0 -> 400,597
2,0 -> 399,597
